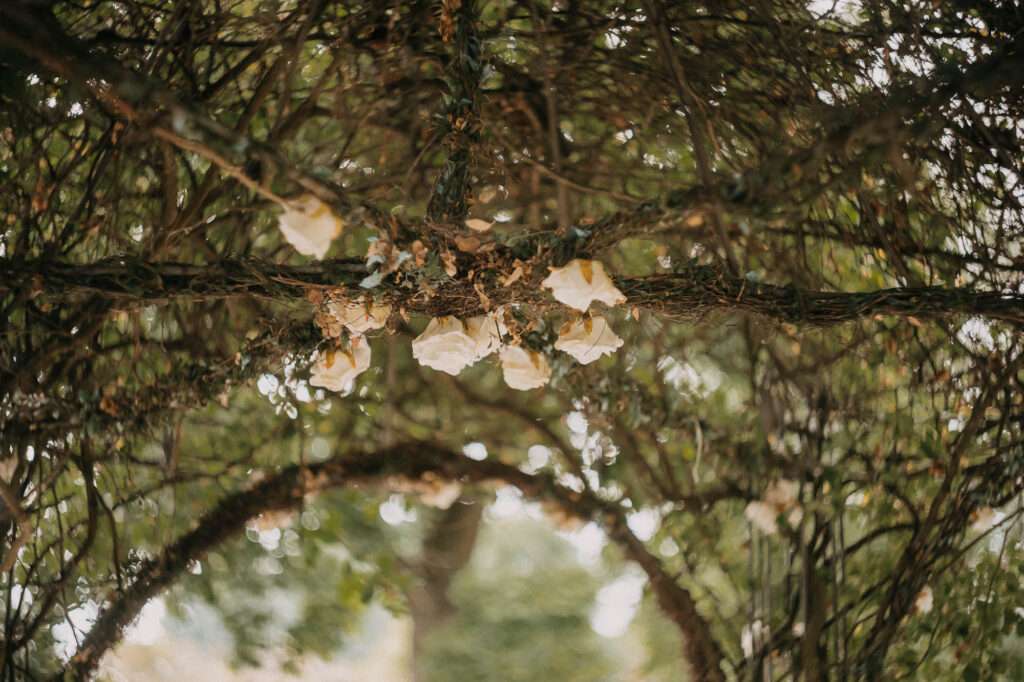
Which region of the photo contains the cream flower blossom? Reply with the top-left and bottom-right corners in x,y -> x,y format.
278,195 -> 343,260
411,316 -> 478,375
914,585 -> 934,614
464,313 -> 504,359
309,340 -> 371,392
500,346 -> 551,390
970,506 -> 996,533
328,296 -> 391,334
541,259 -> 626,311
554,315 -> 624,364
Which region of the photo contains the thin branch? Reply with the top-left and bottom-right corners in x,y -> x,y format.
0,481 -> 31,575
642,0 -> 738,273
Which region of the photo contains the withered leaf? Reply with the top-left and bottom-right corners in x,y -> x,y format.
465,218 -> 493,232
441,251 -> 458,277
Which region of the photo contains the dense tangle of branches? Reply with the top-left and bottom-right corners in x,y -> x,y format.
1,0 -> 1023,679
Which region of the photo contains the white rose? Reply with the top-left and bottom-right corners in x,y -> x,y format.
914,585 -> 934,614
500,346 -> 551,390
328,296 -> 391,333
412,317 -> 478,375
540,259 -> 626,311
309,340 -> 371,392
554,315 -> 624,364
278,195 -> 343,260
464,313 -> 503,359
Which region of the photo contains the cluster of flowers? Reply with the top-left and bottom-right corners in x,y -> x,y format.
308,295 -> 391,391
278,197 -> 630,393
409,259 -> 627,390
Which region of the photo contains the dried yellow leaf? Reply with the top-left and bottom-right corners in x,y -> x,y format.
474,282 -> 491,312
500,264 -> 524,287
465,218 -> 493,232
441,251 -> 458,277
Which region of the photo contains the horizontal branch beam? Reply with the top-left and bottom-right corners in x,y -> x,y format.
61,443 -> 726,681
5,256 -> 1023,327
621,273 -> 1024,326
0,256 -> 366,303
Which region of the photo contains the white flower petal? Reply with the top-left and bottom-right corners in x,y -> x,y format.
540,259 -> 626,311
500,346 -> 551,390
278,195 -> 343,260
554,316 -> 624,364
411,317 -> 478,375
309,341 -> 371,392
464,313 -> 503,359
329,296 -> 391,333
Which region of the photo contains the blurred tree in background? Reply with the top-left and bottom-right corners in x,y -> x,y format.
1,0 -> 1023,679
418,517 -> 618,682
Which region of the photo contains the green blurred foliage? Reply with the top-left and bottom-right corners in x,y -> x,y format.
421,518 -> 618,682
